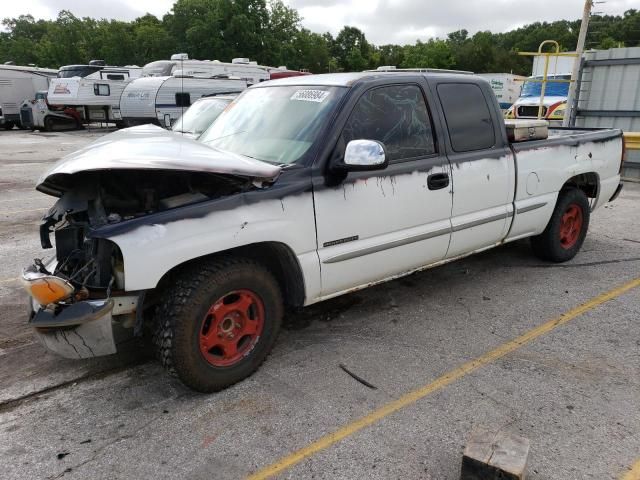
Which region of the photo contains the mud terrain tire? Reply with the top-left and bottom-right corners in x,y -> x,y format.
153,256 -> 283,392
531,188 -> 590,263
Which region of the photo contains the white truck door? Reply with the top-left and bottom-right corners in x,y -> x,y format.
314,83 -> 453,298
434,82 -> 515,258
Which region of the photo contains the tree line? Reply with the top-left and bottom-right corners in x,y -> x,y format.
1,0 -> 638,75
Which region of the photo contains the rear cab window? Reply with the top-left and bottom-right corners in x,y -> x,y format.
437,83 -> 495,152
342,84 -> 436,162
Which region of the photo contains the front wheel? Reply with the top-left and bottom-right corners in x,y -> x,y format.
531,188 -> 590,262
153,257 -> 283,392
44,116 -> 55,132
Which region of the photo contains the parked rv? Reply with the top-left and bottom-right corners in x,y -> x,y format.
118,76 -> 246,128
57,63 -> 105,79
142,54 -> 271,84
478,73 -> 525,110
505,74 -> 570,125
47,62 -> 142,127
0,64 -> 57,129
171,94 -> 237,138
268,66 -> 312,80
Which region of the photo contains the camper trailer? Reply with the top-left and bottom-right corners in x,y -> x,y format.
118,76 -> 247,128
47,62 -> 142,126
142,54 -> 270,84
267,66 -> 312,80
477,73 -> 525,110
0,64 -> 58,129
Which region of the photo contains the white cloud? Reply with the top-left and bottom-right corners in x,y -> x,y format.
1,0 -> 175,22
2,0 -> 637,44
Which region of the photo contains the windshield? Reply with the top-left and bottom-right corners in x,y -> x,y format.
57,66 -> 102,78
172,97 -> 233,136
143,61 -> 174,77
200,86 -> 345,165
521,75 -> 571,97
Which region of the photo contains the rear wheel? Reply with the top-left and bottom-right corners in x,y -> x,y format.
153,257 -> 283,392
3,121 -> 14,130
531,188 -> 590,262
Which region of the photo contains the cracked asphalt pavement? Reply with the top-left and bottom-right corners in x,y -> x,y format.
1,129 -> 639,479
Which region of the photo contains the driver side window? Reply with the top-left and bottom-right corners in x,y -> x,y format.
342,84 -> 436,162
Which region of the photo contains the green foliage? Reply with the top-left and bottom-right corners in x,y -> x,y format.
0,2 -> 638,74
402,39 -> 454,69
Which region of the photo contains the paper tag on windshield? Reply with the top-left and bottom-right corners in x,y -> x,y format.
291,89 -> 330,103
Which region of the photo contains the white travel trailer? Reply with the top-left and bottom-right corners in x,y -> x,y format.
118,76 -> 247,128
0,64 -> 57,129
142,54 -> 270,84
47,63 -> 142,126
477,73 -> 526,110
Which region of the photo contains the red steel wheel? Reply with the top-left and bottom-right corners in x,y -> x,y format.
558,203 -> 583,249
531,188 -> 590,263
199,290 -> 265,367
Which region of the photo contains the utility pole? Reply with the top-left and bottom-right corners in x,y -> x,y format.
563,0 -> 593,126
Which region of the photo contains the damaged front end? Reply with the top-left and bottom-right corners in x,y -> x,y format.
24,127 -> 281,359
24,185 -> 142,358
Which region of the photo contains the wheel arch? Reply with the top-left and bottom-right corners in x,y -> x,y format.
561,172 -> 599,199
151,241 -> 306,309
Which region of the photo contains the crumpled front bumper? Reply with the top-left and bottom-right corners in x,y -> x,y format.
29,297 -> 137,359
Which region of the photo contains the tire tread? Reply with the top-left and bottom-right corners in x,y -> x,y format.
152,256 -> 282,392
531,188 -> 590,262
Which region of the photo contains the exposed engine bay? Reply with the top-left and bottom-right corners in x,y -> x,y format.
37,169 -> 252,296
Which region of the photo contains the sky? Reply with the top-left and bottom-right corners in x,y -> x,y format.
1,0 -> 637,45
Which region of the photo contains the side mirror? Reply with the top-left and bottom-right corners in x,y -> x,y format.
337,139 -> 388,172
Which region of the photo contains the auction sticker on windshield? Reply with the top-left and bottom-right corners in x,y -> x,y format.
291,89 -> 330,103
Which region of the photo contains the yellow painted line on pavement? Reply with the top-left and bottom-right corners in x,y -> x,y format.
621,458 -> 640,480
247,277 -> 640,480
0,277 -> 19,285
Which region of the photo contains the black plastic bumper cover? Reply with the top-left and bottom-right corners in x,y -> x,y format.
609,182 -> 623,202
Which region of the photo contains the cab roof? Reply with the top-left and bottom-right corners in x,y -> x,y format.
254,70 -> 478,88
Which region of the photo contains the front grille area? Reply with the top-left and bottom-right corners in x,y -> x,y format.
517,105 -> 547,118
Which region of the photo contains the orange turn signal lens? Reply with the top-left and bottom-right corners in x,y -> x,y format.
22,271 -> 74,306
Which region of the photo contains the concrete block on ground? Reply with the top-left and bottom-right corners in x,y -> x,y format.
460,425 -> 530,480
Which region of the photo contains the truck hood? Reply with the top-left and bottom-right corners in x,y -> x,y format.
37,124 -> 281,195
513,96 -> 566,107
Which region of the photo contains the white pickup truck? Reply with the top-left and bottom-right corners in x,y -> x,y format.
22,71 -> 624,392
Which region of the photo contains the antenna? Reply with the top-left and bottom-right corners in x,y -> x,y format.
180,55 -> 184,135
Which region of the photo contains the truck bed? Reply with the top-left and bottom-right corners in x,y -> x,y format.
511,126 -> 623,152
504,125 -> 623,244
